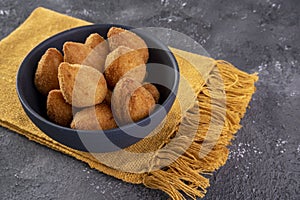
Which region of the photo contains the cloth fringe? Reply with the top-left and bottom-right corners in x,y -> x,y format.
143,60 -> 258,200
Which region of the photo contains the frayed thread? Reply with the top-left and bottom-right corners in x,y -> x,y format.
143,60 -> 258,200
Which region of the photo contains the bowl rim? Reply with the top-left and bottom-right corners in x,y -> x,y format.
16,23 -> 180,134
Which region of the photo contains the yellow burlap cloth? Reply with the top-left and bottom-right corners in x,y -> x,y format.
0,7 -> 258,200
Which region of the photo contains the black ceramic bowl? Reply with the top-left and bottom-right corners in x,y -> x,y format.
16,24 -> 179,152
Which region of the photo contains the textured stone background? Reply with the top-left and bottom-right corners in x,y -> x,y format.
0,0 -> 299,199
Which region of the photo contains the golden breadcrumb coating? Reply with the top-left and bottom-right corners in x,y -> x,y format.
71,103 -> 117,130
47,89 -> 73,127
111,77 -> 155,125
107,27 -> 149,63
104,46 -> 146,87
34,48 -> 63,95
58,62 -> 107,107
143,83 -> 160,103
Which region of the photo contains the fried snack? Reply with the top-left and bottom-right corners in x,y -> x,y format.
63,41 -> 91,63
111,77 -> 155,125
58,62 -> 107,107
143,83 -> 160,104
63,41 -> 105,72
104,46 -> 146,87
71,103 -> 117,130
85,33 -> 109,72
34,48 -> 63,95
129,85 -> 155,123
107,27 -> 149,63
85,33 -> 106,49
47,89 -> 73,127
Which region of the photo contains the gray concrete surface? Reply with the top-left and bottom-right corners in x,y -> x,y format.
0,0 -> 299,199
